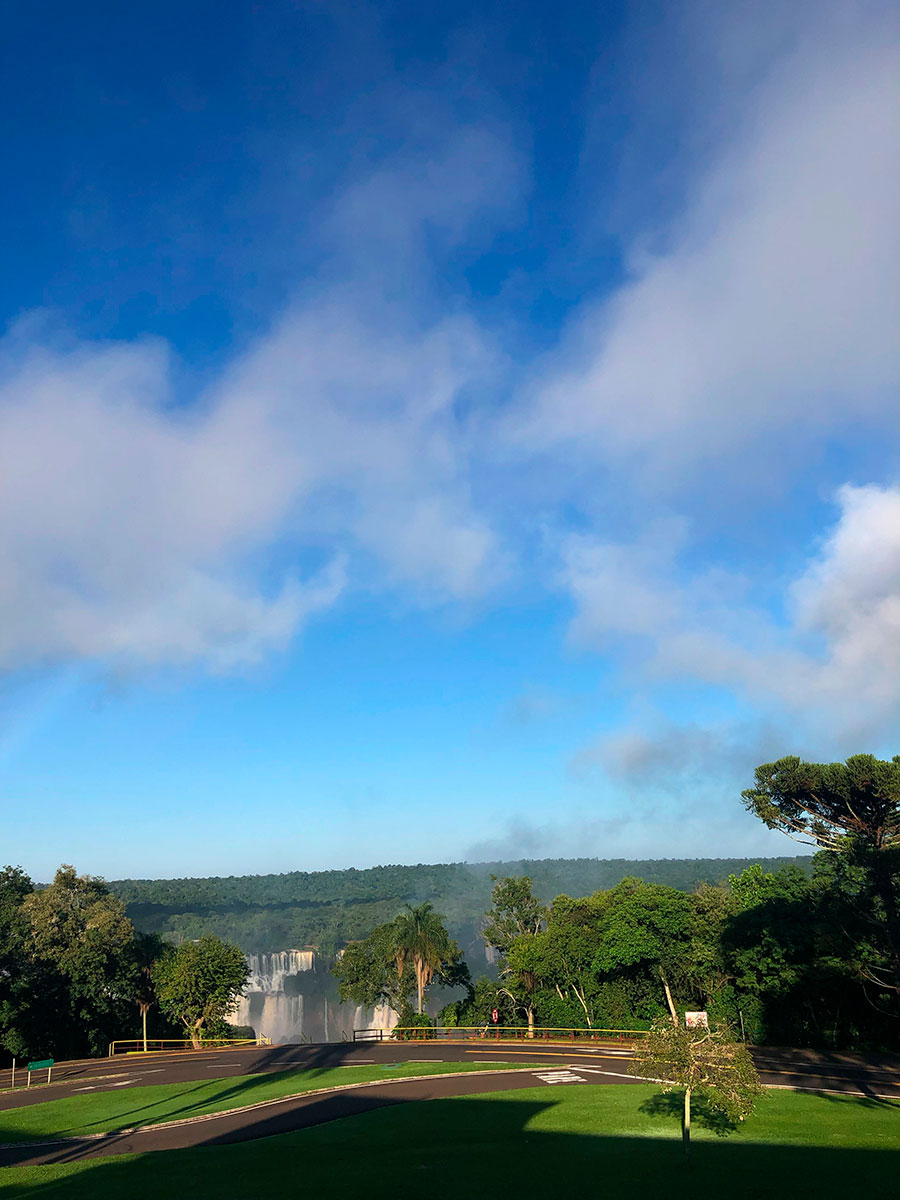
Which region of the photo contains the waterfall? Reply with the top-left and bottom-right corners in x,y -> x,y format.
231,949 -> 397,1044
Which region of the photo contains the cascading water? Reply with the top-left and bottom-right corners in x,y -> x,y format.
232,950 -> 396,1044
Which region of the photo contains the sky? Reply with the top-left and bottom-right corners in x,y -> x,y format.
1,0 -> 898,881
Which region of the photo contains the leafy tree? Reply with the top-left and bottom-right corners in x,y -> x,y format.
529,895 -> 607,1028
483,876 -> 547,952
631,1018 -> 762,1160
154,936 -> 249,1047
0,866 -> 46,1060
439,975 -> 518,1028
21,865 -> 137,1057
483,877 -> 548,1037
592,879 -> 694,1023
743,754 -> 900,991
334,906 -> 467,1020
333,924 -> 414,1016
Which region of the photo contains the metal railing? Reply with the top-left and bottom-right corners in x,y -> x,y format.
108,1036 -> 270,1056
353,1026 -> 647,1043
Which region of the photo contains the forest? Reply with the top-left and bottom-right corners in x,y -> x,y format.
109,855 -> 811,959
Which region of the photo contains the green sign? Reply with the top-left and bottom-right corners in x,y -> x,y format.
27,1059 -> 53,1071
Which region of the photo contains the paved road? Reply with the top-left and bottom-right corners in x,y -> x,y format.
1,1041 -> 897,1168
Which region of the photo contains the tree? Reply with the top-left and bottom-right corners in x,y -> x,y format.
743,754 -> 900,991
592,879 -> 694,1024
0,866 -> 45,1060
334,907 -> 467,1021
630,1018 -> 762,1160
333,924 -> 414,1017
393,903 -> 463,1015
154,936 -> 248,1048
527,895 -> 607,1029
483,877 -> 548,1037
21,865 -> 137,1057
483,876 -> 547,952
131,932 -> 172,1052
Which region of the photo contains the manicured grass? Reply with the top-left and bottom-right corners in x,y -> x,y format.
0,1060 -> 538,1142
3,1085 -> 899,1199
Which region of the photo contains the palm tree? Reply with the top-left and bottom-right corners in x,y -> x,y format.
132,932 -> 169,1051
392,903 -> 454,1015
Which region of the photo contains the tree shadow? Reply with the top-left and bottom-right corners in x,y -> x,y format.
637,1090 -> 741,1137
811,1088 -> 900,1112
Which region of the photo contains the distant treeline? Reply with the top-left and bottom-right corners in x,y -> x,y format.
110,856 -> 811,956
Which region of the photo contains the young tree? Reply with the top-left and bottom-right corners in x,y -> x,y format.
154,936 -> 249,1048
743,754 -> 900,990
630,1019 -> 762,1160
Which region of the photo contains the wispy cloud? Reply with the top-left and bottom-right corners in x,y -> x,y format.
518,6 -> 900,487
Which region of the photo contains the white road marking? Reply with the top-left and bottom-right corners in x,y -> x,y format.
73,1086 -> 97,1092
534,1071 -> 586,1085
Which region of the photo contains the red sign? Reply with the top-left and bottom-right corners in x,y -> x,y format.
491,1008 -> 499,1024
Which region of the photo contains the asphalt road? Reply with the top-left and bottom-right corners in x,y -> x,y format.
1,1040 -> 897,1168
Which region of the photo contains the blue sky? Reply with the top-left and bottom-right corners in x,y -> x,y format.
1,0 -> 898,881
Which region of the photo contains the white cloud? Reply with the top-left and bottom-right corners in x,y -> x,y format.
560,484 -> 900,743
0,299 -> 499,670
520,9 -> 900,481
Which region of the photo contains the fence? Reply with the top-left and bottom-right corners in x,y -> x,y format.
108,1036 -> 270,1056
353,1026 -> 647,1043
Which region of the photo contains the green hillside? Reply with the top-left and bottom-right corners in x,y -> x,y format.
110,855 -> 811,956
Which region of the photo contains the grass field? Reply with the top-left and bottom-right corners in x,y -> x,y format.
0,1060 -> 538,1142
3,1084 -> 899,1199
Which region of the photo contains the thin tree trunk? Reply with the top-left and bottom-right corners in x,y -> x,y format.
573,984 -> 592,1027
526,1005 -> 535,1039
142,1007 -> 148,1053
191,1018 -> 203,1050
416,960 -> 424,1014
683,1088 -> 691,1161
660,966 -> 678,1025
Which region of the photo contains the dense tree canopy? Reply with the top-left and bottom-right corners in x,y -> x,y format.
154,935 -> 249,1048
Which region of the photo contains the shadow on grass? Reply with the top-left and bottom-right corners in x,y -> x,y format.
638,1090 -> 742,1136
3,1093 -> 899,1200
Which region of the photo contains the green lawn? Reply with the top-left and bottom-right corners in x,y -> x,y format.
0,1060 -> 539,1143
3,1085 -> 899,1199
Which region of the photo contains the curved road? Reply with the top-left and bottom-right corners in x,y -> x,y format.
1,1041 -> 897,1168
